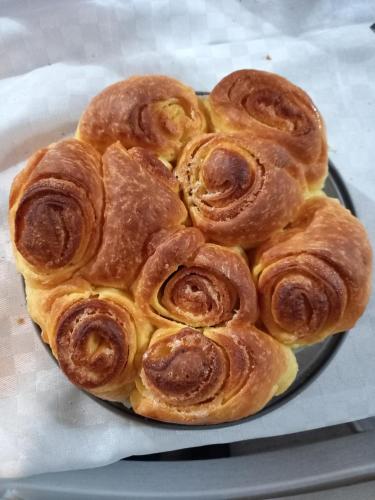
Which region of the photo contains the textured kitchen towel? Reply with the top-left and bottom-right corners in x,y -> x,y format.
0,0 -> 374,478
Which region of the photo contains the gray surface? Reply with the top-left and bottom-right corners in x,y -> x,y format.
280,481 -> 375,500
1,419 -> 375,499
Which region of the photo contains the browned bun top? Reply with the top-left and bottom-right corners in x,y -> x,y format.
131,323 -> 297,424
254,196 -> 372,345
142,327 -> 227,406
56,298 -> 131,389
135,226 -> 258,328
176,132 -> 305,248
81,142 -> 187,289
11,139 -> 103,276
77,75 -> 206,161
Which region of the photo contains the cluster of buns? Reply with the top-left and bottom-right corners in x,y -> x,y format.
9,70 -> 372,425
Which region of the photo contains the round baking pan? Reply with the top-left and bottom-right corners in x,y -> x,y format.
28,159 -> 353,430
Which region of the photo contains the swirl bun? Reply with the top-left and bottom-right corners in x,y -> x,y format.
56,298 -> 131,390
176,133 -> 304,247
131,324 -> 297,424
207,70 -> 327,189
9,139 -> 103,286
253,196 -> 372,346
77,75 -> 206,161
26,278 -> 152,401
135,227 -> 258,328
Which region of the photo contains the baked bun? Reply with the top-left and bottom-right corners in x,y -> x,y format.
26,278 -> 152,401
131,324 -> 297,424
207,70 -> 327,189
81,142 -> 187,289
77,75 -> 206,161
9,139 -> 103,286
134,227 -> 258,328
253,196 -> 372,346
176,133 -> 305,247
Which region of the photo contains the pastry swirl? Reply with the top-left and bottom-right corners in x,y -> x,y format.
253,196 -> 372,346
56,298 -> 131,390
135,227 -> 258,328
207,70 -> 327,188
176,133 -> 304,247
26,278 -> 152,401
9,139 -> 103,286
131,324 -> 297,424
77,75 -> 206,161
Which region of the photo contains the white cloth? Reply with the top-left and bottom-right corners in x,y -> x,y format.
0,0 -> 374,479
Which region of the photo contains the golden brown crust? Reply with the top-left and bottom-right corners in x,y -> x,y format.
176,133 -> 305,247
76,75 -> 206,161
9,139 -> 103,286
134,227 -> 258,328
131,324 -> 297,424
82,142 -> 187,289
207,70 -> 327,189
25,278 -> 152,401
128,147 -> 179,192
253,196 -> 372,345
